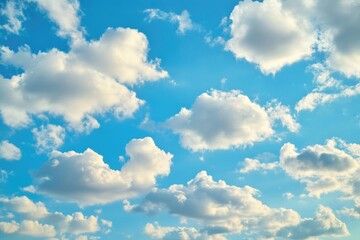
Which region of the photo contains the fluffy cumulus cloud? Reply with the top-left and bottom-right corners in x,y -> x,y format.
144,9 -> 196,34
309,0 -> 360,79
0,195 -> 109,238
0,0 -> 25,34
280,138 -> 360,202
128,171 -> 348,239
33,137 -> 173,206
32,124 -> 65,153
0,27 -> 167,131
0,140 -> 21,161
226,0 -> 316,75
166,90 -> 298,151
277,205 -> 349,239
226,0 -> 360,78
28,0 -> 83,42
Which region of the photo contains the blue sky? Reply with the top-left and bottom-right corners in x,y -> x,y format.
0,0 -> 360,239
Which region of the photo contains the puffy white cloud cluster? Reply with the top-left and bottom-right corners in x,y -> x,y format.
127,171 -> 347,239
226,0 -> 360,78
144,9 -> 196,34
34,137 -> 173,206
0,26 -> 167,131
32,124 -> 65,153
0,140 -> 21,161
226,0 -> 315,75
0,0 -> 25,35
0,195 -> 111,238
280,138 -> 360,205
166,90 -> 299,151
277,205 -> 349,239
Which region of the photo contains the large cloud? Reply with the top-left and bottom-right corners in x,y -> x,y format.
128,171 -> 348,239
166,90 -> 298,151
226,0 -> 360,78
0,195 -> 110,238
280,138 -> 360,204
226,0 -> 316,74
0,27 -> 167,131
33,137 -> 173,206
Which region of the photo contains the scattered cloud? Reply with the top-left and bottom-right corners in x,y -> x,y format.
0,169 -> 11,183
166,90 -> 298,151
279,138 -> 360,206
277,205 -> 349,239
34,137 -> 173,206
144,9 -> 196,34
127,171 -> 303,238
239,158 -> 278,174
0,140 -> 21,161
0,195 -> 109,238
266,100 -> 300,133
283,192 -> 294,200
28,0 -> 83,42
32,124 -> 65,153
0,27 -> 167,131
0,0 -> 25,35
129,171 -> 349,239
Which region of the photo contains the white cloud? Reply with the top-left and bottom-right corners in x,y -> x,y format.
0,221 -> 19,234
34,137 -> 173,206
18,220 -> 56,237
73,27 -> 168,85
296,82 -> 360,112
145,222 -> 202,240
0,27 -> 167,131
283,192 -> 294,200
277,205 -> 349,239
0,169 -> 11,183
0,0 -> 25,34
28,0 -> 83,42
266,100 -> 300,133
338,200 -> 360,219
226,0 -> 316,75
166,90 -> 298,151
32,124 -> 65,153
311,0 -> 360,79
128,171 -> 302,238
0,196 -> 49,219
0,195 -> 107,238
144,9 -> 196,34
226,0 -> 360,78
239,158 -> 278,174
279,138 -> 360,202
0,140 -> 21,161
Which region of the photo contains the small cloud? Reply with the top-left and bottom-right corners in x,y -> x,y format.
144,9 -> 198,35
